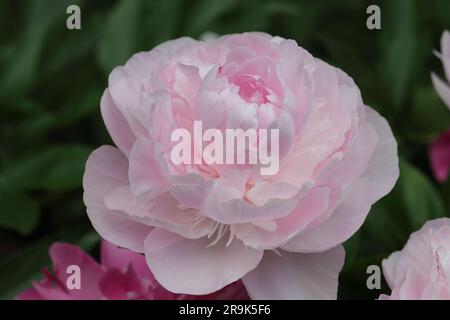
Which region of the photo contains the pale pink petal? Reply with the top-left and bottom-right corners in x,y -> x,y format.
266,111 -> 295,164
168,173 -> 206,209
238,186 -> 331,250
133,193 -> 214,240
362,107 -> 399,202
100,89 -> 136,155
103,185 -> 151,218
108,77 -> 143,137
246,181 -> 299,207
242,245 -> 345,299
200,180 -> 301,224
129,138 -> 170,207
144,228 -> 263,295
83,146 -> 153,252
313,122 -> 378,189
381,251 -> 402,289
281,180 -> 370,253
102,186 -> 211,239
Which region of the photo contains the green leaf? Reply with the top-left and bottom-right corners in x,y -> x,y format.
97,0 -> 142,73
433,0 -> 450,30
185,0 -> 237,36
0,0 -> 79,99
365,199 -> 409,251
408,86 -> 450,138
0,145 -> 91,192
0,226 -> 98,299
14,87 -> 101,142
0,191 -> 39,235
211,0 -> 296,35
398,159 -> 445,229
144,0 -> 184,45
441,179 -> 450,215
343,231 -> 360,270
380,0 -> 420,110
43,13 -> 102,79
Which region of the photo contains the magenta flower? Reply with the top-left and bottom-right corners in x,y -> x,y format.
430,31 -> 450,182
83,32 -> 398,299
429,129 -> 450,182
16,240 -> 248,300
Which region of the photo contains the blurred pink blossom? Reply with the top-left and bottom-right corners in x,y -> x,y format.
429,129 -> 450,182
380,218 -> 450,300
16,240 -> 248,300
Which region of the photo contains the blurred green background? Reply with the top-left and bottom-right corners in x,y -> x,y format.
0,0 -> 450,299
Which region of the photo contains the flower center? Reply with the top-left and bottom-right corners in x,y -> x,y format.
235,74 -> 270,104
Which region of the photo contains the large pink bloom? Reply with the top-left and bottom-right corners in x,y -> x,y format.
17,241 -> 248,300
380,218 -> 450,300
83,32 -> 399,299
430,31 -> 450,182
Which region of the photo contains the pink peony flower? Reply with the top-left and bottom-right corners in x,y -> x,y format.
17,240 -> 248,300
83,32 -> 399,299
380,218 -> 450,300
430,31 -> 450,183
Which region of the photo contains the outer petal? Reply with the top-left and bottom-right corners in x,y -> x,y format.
144,228 -> 263,295
281,179 -> 370,253
100,89 -> 136,155
362,107 -> 399,203
242,245 -> 345,300
83,146 -> 152,252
